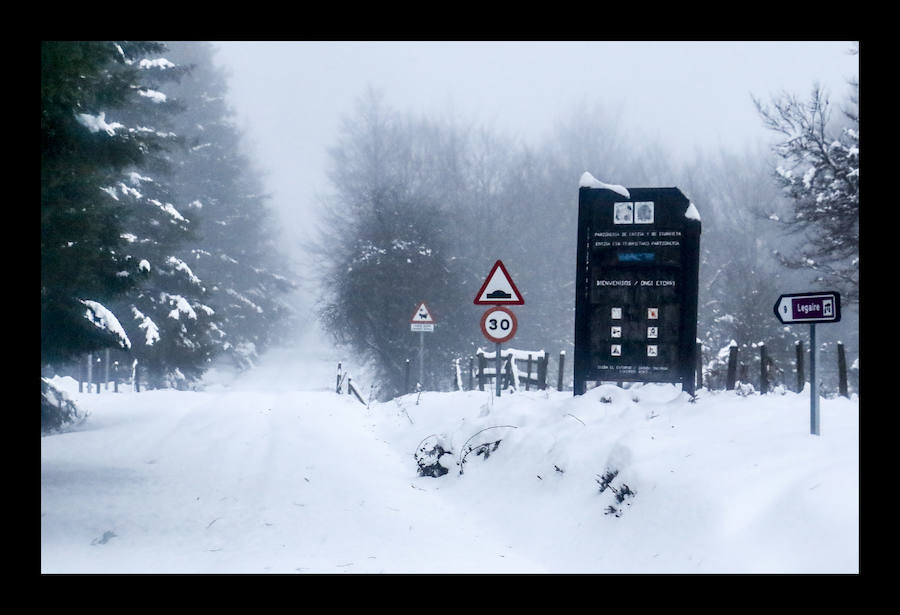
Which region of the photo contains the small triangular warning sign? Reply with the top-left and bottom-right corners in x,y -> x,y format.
474,260 -> 524,305
410,302 -> 435,323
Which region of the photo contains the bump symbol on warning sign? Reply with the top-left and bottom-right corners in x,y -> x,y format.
474,260 -> 524,305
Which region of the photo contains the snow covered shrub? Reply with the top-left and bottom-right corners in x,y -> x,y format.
165,367 -> 190,391
735,381 -> 756,397
456,425 -> 517,476
596,468 -> 618,492
465,440 -> 501,462
596,468 -> 636,517
41,378 -> 88,434
415,435 -> 453,478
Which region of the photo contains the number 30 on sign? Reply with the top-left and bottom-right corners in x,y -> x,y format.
480,306 -> 518,343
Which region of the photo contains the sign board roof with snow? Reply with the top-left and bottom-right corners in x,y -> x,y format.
573,181 -> 701,395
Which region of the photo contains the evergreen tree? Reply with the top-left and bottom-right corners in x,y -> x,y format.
41,41 -> 187,369
158,41 -> 297,372
99,42 -> 296,387
73,43 -> 216,389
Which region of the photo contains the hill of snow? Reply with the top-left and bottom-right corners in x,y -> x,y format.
41,344 -> 858,573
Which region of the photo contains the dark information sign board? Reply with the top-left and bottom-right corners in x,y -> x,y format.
574,186 -> 701,395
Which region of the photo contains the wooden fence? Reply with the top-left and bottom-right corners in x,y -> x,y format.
699,340 -> 855,398
74,339 -> 854,401
75,349 -> 135,394
447,348 -> 568,393
335,361 -> 367,406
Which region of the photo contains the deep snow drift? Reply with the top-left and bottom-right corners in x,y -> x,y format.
41,341 -> 858,574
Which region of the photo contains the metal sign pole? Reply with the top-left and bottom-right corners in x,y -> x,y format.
495,342 -> 502,397
419,330 -> 425,390
773,290 -> 840,436
810,323 -> 819,436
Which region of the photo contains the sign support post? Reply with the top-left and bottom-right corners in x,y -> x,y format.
773,290 -> 840,436
419,330 -> 425,390
810,323 -> 819,436
495,342 -> 502,397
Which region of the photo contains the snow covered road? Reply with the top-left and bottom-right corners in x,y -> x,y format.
41,386 -> 545,573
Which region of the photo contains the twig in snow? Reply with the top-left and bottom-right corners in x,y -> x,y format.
393,398 -> 414,424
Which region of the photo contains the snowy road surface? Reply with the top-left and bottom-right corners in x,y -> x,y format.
42,387 -> 549,573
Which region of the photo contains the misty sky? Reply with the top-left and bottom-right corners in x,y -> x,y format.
210,41 -> 858,272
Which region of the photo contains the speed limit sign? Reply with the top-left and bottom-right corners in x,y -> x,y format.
480,306 -> 518,343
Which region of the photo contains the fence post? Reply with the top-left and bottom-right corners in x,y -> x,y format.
525,354 -> 532,391
347,376 -> 365,405
404,359 -> 411,395
336,362 -> 342,393
79,355 -> 85,393
760,343 -> 768,395
96,354 -> 102,394
796,340 -> 804,393
504,353 -> 514,390
539,355 -> 547,390
104,349 -> 110,391
838,342 -> 849,398
134,360 -> 140,393
557,351 -> 566,392
477,351 -> 486,391
726,345 -> 738,390
468,357 -> 474,391
113,361 -> 119,393
86,353 -> 93,393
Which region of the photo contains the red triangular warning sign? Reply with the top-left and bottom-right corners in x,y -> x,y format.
474,260 -> 524,305
410,302 -> 435,323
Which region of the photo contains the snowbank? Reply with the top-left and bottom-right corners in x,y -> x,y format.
41,365 -> 858,573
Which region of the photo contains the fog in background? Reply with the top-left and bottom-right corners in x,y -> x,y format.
212,42 -> 855,249
209,41 -> 858,372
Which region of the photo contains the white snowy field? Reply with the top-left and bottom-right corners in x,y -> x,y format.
41,343 -> 859,574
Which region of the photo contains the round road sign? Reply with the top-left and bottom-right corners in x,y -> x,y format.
480,306 -> 518,343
